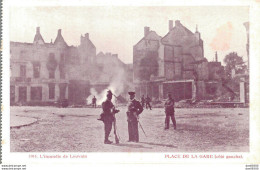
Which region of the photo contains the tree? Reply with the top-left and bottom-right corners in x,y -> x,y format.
224,52 -> 247,79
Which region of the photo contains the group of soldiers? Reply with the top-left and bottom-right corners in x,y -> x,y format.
141,95 -> 152,110
98,90 -> 177,144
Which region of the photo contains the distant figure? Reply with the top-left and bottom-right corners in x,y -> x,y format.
164,93 -> 176,130
141,95 -> 145,108
145,96 -> 152,110
92,96 -> 97,108
126,91 -> 143,142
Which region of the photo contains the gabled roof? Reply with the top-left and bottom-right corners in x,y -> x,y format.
54,35 -> 68,47
54,30 -> 68,47
33,33 -> 45,44
181,25 -> 194,36
86,39 -> 96,49
161,22 -> 195,43
134,31 -> 161,48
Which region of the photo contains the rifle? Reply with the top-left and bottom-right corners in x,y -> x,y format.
113,115 -> 120,144
106,89 -> 120,143
112,98 -> 120,144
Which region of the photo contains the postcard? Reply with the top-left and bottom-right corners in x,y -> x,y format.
1,0 -> 260,169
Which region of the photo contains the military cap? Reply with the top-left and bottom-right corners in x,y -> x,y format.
107,90 -> 113,96
128,91 -> 135,95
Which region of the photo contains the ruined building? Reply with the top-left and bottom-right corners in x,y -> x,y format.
10,27 -> 130,105
133,20 -> 223,101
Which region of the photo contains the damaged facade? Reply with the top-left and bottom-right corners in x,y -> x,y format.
133,20 -> 223,101
10,27 -> 131,105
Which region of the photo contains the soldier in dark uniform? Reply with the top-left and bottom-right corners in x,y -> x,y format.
164,92 -> 177,130
145,95 -> 152,110
141,95 -> 145,108
101,90 -> 116,144
126,92 -> 143,142
92,96 -> 97,108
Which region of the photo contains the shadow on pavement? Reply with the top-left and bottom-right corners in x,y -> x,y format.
176,128 -> 200,132
52,112 -> 96,118
139,142 -> 177,148
111,143 -> 153,149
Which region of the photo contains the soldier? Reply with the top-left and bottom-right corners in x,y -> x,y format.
141,95 -> 145,108
145,95 -> 152,110
92,96 -> 97,108
164,92 -> 177,130
101,90 -> 116,144
126,92 -> 143,142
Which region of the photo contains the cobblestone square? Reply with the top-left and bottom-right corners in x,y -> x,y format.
10,106 -> 249,152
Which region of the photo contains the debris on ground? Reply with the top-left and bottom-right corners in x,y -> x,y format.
150,99 -> 248,108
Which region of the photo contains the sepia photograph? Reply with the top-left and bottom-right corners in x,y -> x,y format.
8,6 -> 250,153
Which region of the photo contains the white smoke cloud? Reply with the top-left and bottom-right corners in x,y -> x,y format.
86,58 -> 130,106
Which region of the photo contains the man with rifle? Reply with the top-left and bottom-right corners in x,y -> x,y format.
126,91 -> 143,142
99,90 -> 119,144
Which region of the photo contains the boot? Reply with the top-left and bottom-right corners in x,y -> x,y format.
164,127 -> 169,130
165,123 -> 169,130
115,136 -> 119,144
104,140 -> 113,144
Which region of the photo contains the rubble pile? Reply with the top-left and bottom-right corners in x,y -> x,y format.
151,99 -> 237,108
213,92 -> 240,102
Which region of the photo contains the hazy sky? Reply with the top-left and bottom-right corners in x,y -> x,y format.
10,6 -> 249,64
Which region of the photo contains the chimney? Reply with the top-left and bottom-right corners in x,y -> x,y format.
58,29 -> 62,35
85,33 -> 89,39
36,27 -> 40,34
169,20 -> 173,31
175,20 -> 181,26
144,26 -> 150,37
215,51 -> 218,62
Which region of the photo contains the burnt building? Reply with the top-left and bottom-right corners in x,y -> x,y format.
133,20 -> 222,101
10,27 -> 96,105
10,28 -> 75,105
10,27 -> 132,105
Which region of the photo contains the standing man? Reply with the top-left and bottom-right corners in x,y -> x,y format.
141,95 -> 145,108
145,95 -> 152,110
92,96 -> 97,108
101,90 -> 116,144
164,92 -> 177,130
126,92 -> 143,142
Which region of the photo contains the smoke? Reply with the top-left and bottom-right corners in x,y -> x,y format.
87,55 -> 131,105
87,88 -> 107,105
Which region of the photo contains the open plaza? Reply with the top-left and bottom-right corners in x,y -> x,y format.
10,106 -> 249,152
